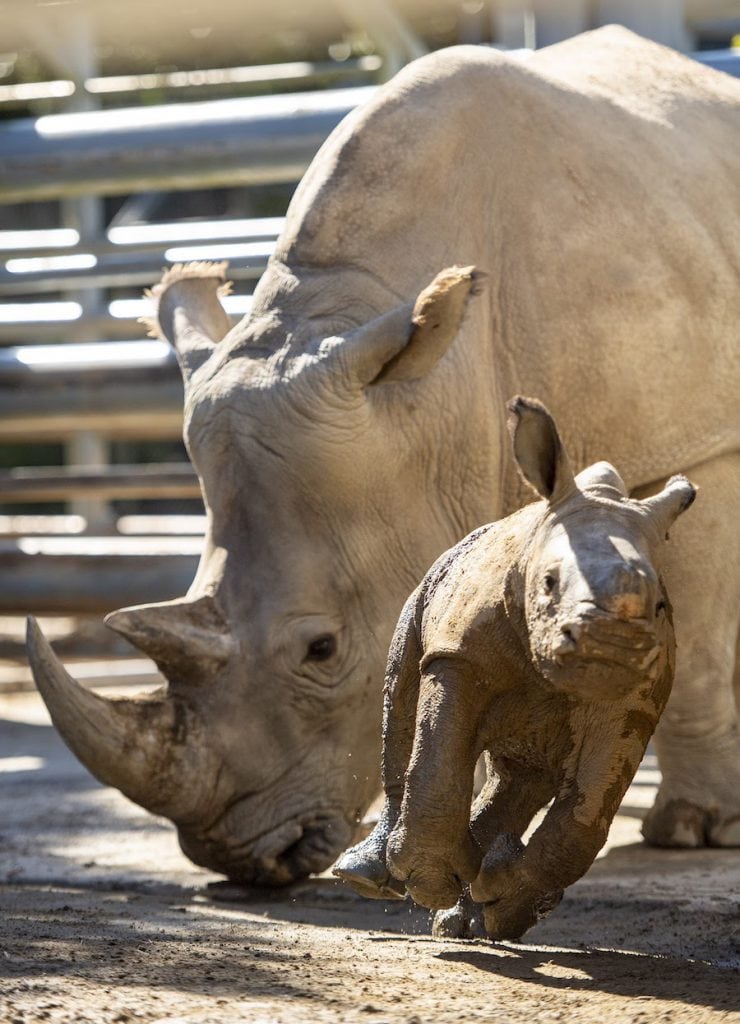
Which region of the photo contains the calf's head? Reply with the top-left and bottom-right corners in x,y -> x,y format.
508,397 -> 696,699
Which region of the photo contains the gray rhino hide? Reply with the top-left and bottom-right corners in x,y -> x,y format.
29,26 -> 740,884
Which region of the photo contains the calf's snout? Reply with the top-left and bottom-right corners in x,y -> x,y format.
570,557 -> 658,624
605,564 -> 657,621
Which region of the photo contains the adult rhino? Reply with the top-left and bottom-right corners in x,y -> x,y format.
29,26 -> 740,884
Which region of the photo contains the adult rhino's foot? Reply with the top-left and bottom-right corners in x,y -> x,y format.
432,890 -> 485,940
333,803 -> 406,900
643,798 -> 740,848
644,728 -> 740,848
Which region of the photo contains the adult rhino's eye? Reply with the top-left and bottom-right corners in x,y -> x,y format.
544,573 -> 558,594
305,634 -> 337,662
656,599 -> 667,614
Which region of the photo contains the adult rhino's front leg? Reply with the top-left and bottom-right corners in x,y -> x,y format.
471,704 -> 658,940
639,454 -> 740,848
385,658 -> 485,910
333,591 -> 422,898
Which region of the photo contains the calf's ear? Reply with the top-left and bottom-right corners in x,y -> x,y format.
507,396 -> 576,504
336,266 -> 487,388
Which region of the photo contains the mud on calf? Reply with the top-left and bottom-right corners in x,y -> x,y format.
335,396 -> 697,940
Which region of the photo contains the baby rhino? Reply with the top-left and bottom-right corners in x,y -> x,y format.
334,396 -> 696,940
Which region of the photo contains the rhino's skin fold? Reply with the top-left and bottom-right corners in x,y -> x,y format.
29,25 -> 740,883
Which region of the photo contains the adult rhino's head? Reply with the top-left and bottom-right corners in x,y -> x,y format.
28,261 -> 487,885
507,397 -> 696,700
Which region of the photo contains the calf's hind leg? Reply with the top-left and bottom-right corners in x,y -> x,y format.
333,591 -> 423,898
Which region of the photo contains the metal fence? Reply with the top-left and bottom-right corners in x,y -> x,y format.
0,5 -> 737,623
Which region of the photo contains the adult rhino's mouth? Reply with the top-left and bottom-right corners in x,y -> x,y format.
178,807 -> 356,886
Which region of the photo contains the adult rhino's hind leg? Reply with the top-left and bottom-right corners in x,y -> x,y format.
640,453 -> 740,847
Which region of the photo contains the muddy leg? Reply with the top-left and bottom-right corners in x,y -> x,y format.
333,591 -> 423,897
471,705 -> 658,940
433,760 -> 556,938
385,658 -> 487,910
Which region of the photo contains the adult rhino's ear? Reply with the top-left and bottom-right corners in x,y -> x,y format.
143,262 -> 233,384
640,475 -> 697,537
507,396 -> 576,504
337,266 -> 486,388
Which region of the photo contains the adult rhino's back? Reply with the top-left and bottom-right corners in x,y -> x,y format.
270,26 -> 739,487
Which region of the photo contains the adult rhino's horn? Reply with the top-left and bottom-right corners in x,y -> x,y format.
27,616 -> 201,820
143,261 -> 234,383
105,594 -> 236,682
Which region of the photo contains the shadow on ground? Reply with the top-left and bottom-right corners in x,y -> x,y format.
1,696 -> 738,1023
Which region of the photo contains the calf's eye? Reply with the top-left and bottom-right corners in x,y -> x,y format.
306,634 -> 337,662
655,599 -> 667,615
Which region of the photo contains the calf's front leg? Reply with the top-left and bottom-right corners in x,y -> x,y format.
471,702 -> 660,939
433,760 -> 558,938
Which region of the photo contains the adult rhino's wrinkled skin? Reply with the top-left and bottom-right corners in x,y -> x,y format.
335,397 -> 696,940
28,26 -> 740,884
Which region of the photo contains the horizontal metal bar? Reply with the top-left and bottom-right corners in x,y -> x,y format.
0,463 -> 201,503
0,292 -> 250,335
0,318 -> 147,344
0,658 -> 163,694
84,56 -> 382,96
0,217 -> 284,259
0,340 -> 177,379
0,545 -> 198,613
0,405 -> 184,442
0,514 -> 86,537
0,342 -> 185,437
0,513 -> 206,537
0,86 -> 374,203
694,50 -> 740,77
0,56 -> 380,108
0,249 -> 270,295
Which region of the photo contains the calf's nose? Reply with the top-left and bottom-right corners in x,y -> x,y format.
603,565 -> 656,621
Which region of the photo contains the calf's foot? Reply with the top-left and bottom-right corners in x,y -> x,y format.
386,823 -> 481,911
482,887 -> 563,941
432,890 -> 486,939
470,832 -> 562,941
332,803 -> 406,900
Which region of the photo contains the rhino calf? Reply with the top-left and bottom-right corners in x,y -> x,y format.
335,396 -> 696,940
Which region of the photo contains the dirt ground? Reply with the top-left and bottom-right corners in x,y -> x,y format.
1,689 -> 738,1024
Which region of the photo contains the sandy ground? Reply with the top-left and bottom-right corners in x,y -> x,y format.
1,689 -> 738,1024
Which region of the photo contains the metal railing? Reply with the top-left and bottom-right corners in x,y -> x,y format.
0,41 -> 737,620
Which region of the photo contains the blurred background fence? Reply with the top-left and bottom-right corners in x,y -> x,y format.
0,0 -> 737,686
